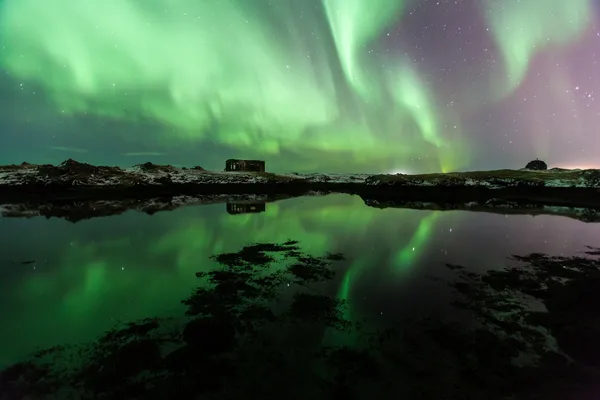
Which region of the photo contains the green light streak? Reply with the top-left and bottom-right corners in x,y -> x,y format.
321,258 -> 365,348
484,0 -> 592,96
394,212 -> 439,272
390,66 -> 442,148
2,196 -> 445,366
0,0 -> 466,172
387,64 -> 469,172
323,0 -> 404,100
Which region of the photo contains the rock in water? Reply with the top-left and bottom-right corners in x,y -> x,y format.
525,159 -> 548,170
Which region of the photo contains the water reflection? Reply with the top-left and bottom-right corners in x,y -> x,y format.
226,201 -> 267,215
1,194 -> 600,368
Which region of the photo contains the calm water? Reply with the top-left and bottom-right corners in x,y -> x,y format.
1,194 -> 599,370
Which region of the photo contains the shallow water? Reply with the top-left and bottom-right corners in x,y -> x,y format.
1,193 -> 599,370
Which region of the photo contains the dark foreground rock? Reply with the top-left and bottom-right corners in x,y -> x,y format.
0,159 -> 305,199
1,159 -> 600,210
2,195 -> 600,223
525,159 -> 548,170
363,198 -> 600,223
0,195 -> 276,222
365,167 -> 600,188
2,240 -> 600,399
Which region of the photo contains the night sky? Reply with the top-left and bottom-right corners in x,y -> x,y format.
0,0 -> 598,173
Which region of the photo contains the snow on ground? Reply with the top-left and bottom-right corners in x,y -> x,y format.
0,169 -> 38,185
1,163 -> 599,188
464,179 -> 495,188
365,169 -> 600,189
0,165 -> 373,186
124,167 -> 277,185
282,173 -> 372,183
0,166 -> 295,186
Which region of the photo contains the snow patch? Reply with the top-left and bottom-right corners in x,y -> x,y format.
123,168 -> 274,185
282,173 -> 372,184
0,169 -> 38,185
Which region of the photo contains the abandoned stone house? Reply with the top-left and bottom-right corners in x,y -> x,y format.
225,159 -> 265,172
226,201 -> 266,215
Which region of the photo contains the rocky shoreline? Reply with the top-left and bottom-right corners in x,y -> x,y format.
2,195 -> 599,223
3,240 -> 600,399
1,159 -> 600,221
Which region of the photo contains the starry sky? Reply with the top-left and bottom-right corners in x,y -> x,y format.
3,194 -> 600,367
0,0 -> 598,173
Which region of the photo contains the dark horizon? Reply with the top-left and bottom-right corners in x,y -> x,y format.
1,0 -> 599,173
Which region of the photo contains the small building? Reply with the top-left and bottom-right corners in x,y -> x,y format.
226,201 -> 266,215
225,159 -> 265,172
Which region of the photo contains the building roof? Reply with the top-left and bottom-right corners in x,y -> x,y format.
225,159 -> 265,163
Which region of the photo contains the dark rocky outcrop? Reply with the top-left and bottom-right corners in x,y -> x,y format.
3,160 -> 600,215
525,159 -> 548,170
136,162 -> 177,173
3,241 -> 600,399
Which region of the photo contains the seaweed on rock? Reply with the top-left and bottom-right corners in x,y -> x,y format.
3,241 -> 600,399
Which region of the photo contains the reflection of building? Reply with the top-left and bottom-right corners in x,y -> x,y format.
226,201 -> 267,215
225,159 -> 266,172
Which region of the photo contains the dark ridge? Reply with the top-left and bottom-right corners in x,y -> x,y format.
1,160 -> 600,223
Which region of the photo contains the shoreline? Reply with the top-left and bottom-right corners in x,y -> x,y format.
1,159 -> 599,220
2,193 -> 599,223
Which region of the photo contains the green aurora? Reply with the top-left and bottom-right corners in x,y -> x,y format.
2,0 -> 447,171
0,0 -> 593,172
0,196 -> 456,366
2,195 -> 599,367
2,0 -> 593,172
483,0 -> 592,98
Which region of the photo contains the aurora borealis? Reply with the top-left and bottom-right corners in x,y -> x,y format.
2,195 -> 600,367
0,0 -> 599,172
